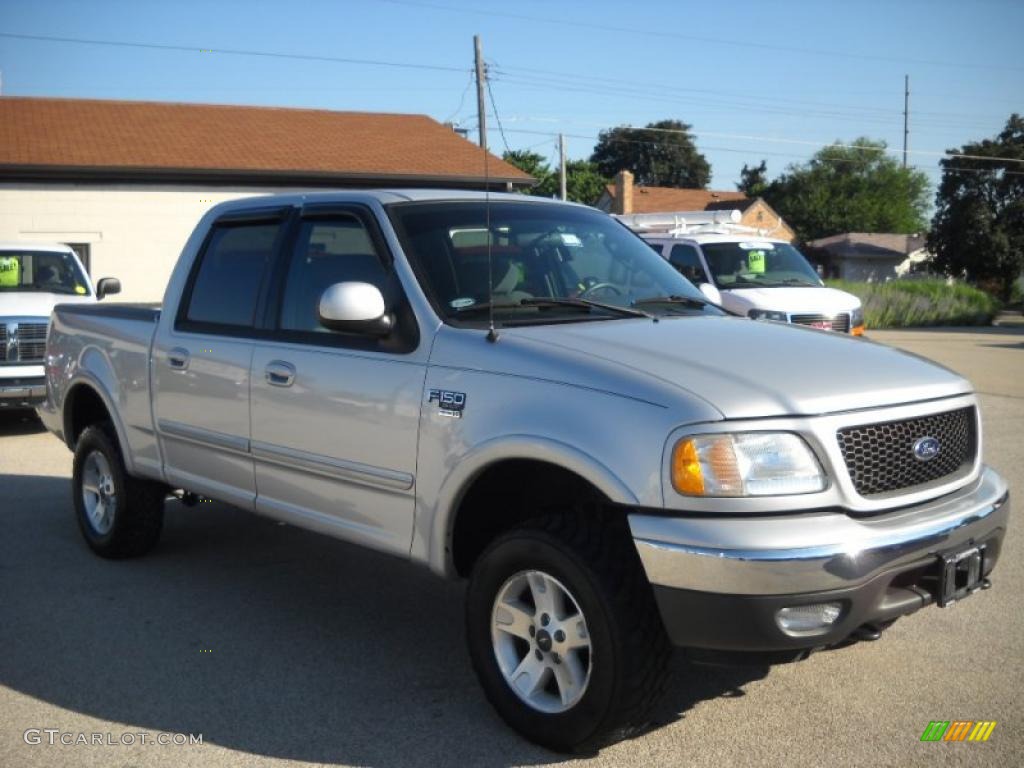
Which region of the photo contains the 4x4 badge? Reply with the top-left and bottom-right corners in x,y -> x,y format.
428,389 -> 466,418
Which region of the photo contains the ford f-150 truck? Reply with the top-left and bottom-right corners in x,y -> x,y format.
39,191 -> 1009,752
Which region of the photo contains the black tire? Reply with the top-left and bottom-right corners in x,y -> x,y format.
72,424 -> 166,558
466,509 -> 671,752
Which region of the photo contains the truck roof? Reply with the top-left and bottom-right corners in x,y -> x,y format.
0,240 -> 76,253
208,188 -> 577,214
642,232 -> 792,246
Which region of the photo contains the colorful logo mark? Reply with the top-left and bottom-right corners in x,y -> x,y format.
920,721 -> 996,742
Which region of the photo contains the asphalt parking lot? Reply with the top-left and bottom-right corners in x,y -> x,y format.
1,326 -> 1021,768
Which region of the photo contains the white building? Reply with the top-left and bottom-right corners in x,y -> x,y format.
0,97 -> 531,302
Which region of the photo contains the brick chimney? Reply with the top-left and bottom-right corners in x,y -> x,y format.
613,170 -> 634,214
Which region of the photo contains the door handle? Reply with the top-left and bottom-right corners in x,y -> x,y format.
265,360 -> 296,387
167,347 -> 190,370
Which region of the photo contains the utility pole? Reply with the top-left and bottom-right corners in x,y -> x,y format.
473,35 -> 487,151
559,133 -> 567,201
902,74 -> 910,169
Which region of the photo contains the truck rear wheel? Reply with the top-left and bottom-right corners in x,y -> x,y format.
72,424 -> 165,558
465,510 -> 671,752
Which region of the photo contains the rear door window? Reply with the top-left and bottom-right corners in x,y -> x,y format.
181,223 -> 281,330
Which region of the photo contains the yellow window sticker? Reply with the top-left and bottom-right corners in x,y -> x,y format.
74,285 -> 87,295
0,256 -> 20,287
747,250 -> 766,274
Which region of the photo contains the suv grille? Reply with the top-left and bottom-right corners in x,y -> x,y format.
837,407 -> 976,496
0,322 -> 49,363
791,313 -> 850,333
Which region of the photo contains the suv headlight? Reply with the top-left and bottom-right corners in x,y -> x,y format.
748,309 -> 788,322
671,433 -> 826,497
850,306 -> 865,332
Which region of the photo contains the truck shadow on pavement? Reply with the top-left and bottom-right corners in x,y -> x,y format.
0,473 -> 767,766
0,411 -> 47,437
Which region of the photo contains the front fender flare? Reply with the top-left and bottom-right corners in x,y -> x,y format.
426,434 -> 639,578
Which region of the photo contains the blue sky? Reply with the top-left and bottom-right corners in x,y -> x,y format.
1,0 -> 1021,190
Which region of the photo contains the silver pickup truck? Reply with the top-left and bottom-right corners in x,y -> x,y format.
39,190 -> 1009,752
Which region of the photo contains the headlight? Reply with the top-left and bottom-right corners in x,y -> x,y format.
850,306 -> 865,334
671,433 -> 826,497
748,309 -> 788,322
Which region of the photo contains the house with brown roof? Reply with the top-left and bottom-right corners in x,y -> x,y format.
0,96 -> 531,300
595,170 -> 795,241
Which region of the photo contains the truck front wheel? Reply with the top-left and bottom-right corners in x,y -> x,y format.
465,511 -> 671,752
72,424 -> 165,558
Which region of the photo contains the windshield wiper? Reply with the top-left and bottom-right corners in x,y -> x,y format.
633,294 -> 710,310
456,297 -> 652,319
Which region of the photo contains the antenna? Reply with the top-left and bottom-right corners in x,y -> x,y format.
475,34 -> 498,342
484,129 -> 498,343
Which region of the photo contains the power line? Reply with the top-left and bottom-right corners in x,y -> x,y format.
495,118 -> 1024,166
485,68 -> 510,154
491,71 -> 1001,132
0,31 -> 467,74
376,0 -> 1024,73
494,64 -> 1010,125
496,127 -> 1024,178
443,71 -> 475,124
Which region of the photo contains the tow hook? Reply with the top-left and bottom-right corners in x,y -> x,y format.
851,623 -> 884,642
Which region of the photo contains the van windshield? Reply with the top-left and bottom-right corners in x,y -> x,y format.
701,241 -> 823,288
389,201 -> 722,326
0,251 -> 91,296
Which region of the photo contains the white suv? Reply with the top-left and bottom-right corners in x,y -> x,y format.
617,212 -> 864,335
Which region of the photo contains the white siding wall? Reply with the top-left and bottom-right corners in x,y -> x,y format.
0,183 -> 300,302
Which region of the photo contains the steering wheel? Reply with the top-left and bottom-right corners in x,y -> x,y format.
578,281 -> 622,299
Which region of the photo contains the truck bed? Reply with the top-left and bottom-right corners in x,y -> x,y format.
46,301 -> 163,476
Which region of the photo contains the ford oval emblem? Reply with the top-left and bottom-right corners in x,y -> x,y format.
913,436 -> 941,462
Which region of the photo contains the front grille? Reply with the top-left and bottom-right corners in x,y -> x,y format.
837,407 -> 977,496
791,313 -> 850,333
16,322 -> 48,362
0,322 -> 49,363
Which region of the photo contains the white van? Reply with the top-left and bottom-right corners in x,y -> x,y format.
617,211 -> 865,335
0,242 -> 119,409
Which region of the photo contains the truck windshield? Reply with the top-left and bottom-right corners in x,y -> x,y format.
388,201 -> 721,325
0,250 -> 91,296
701,242 -> 823,288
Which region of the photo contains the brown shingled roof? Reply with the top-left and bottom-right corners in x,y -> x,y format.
603,183 -> 749,213
0,96 -> 532,186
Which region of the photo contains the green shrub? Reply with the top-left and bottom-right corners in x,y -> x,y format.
825,279 -> 1000,328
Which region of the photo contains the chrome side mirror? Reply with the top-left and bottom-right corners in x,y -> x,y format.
318,282 -> 393,337
698,283 -> 721,305
96,277 -> 121,300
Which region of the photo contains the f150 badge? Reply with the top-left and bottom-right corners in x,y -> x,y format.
428,389 -> 466,418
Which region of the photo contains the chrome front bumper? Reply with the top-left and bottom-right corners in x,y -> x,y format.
630,467 -> 1009,596
0,377 -> 47,408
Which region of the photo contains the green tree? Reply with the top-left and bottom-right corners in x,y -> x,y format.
563,160 -> 609,206
762,138 -> 930,241
928,114 -> 1024,301
502,151 -> 609,206
589,119 -> 711,188
737,160 -> 768,197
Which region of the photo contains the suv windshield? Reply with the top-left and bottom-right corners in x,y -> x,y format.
701,241 -> 823,288
0,250 -> 90,296
388,201 -> 721,325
